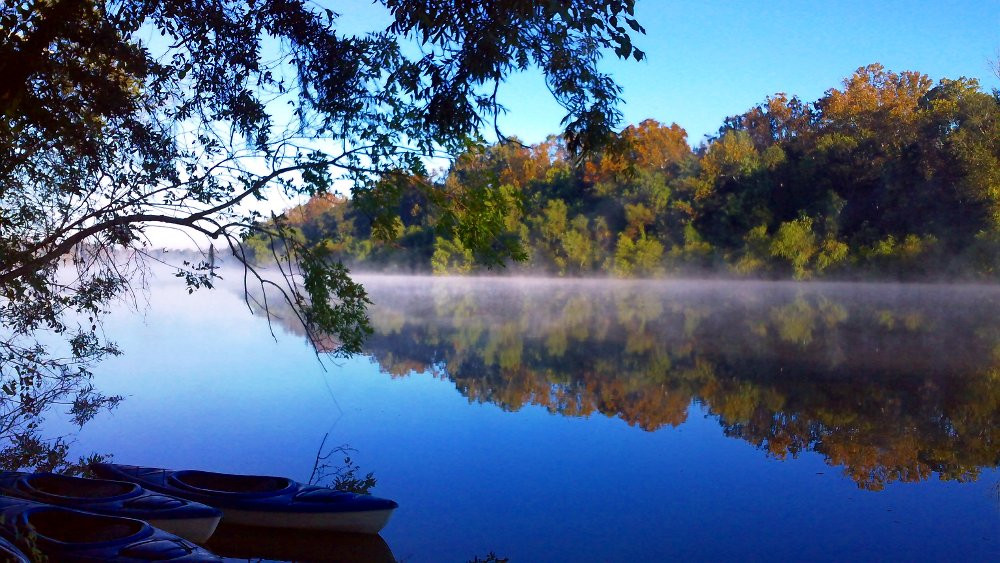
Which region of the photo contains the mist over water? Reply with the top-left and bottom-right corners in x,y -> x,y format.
355,274 -> 1000,382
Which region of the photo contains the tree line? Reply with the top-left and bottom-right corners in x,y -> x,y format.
248,64 -> 1000,280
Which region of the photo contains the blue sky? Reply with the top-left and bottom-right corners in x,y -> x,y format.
493,0 -> 1000,145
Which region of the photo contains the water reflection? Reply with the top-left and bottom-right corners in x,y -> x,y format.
206,524 -> 395,562
0,374 -> 118,474
337,277 -> 1000,491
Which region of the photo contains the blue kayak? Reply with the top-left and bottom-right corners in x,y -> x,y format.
0,496 -> 221,561
0,471 -> 222,543
92,463 -> 398,534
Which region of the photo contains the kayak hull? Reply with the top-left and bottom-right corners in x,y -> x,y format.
147,515 -> 223,543
92,463 -> 398,534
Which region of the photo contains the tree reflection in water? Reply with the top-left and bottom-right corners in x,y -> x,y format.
323,277 -> 998,492
0,365 -> 119,474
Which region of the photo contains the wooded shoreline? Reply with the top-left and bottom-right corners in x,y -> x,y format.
247,64 -> 1000,282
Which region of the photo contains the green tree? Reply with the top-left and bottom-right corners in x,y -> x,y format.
431,237 -> 474,275
562,215 -> 595,272
613,232 -> 664,276
769,218 -> 818,279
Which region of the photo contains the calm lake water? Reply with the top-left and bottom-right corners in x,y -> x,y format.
53,275 -> 999,561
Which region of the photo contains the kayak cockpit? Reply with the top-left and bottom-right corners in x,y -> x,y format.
26,507 -> 146,544
20,473 -> 139,501
168,470 -> 295,496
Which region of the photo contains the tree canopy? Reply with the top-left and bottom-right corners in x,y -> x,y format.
0,0 -> 643,376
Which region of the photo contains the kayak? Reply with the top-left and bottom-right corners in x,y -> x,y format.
0,471 -> 222,543
91,463 -> 398,534
0,496 -> 221,561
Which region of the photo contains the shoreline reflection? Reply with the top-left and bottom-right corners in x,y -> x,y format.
205,524 -> 394,562
333,278 -> 1000,491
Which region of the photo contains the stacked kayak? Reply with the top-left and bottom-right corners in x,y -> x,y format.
0,471 -> 222,543
0,496 -> 220,561
93,463 -> 399,534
